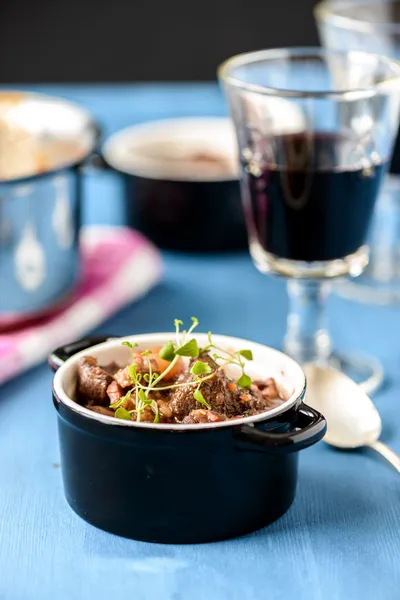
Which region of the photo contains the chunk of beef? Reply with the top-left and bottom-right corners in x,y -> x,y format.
77,356 -> 113,406
88,405 -> 115,417
169,353 -> 244,420
106,380 -> 136,410
182,409 -> 226,424
102,361 -> 120,376
114,366 -> 133,389
156,399 -> 173,420
252,378 -> 280,399
168,375 -> 196,420
107,380 -> 124,404
249,378 -> 283,412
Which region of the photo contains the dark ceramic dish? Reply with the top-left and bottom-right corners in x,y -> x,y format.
50,333 -> 326,544
102,118 -> 246,251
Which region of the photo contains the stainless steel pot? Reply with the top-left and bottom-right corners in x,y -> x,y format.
0,91 -> 98,329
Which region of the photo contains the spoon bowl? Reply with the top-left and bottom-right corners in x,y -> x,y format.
304,364 -> 400,472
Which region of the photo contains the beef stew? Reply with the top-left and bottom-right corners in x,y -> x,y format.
75,319 -> 286,424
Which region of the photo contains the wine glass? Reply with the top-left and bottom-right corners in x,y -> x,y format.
316,0 -> 400,305
218,48 -> 400,393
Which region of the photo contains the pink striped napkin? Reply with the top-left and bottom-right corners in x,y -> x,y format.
0,226 -> 162,385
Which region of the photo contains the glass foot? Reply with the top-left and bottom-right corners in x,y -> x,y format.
335,273 -> 400,305
319,352 -> 383,396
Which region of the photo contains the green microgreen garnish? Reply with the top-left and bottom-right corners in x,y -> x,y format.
237,373 -> 252,389
239,349 -> 253,361
143,372 -> 157,383
193,387 -> 211,410
129,364 -> 137,381
122,341 -> 138,356
113,318 -> 253,422
201,338 -> 253,390
122,341 -> 138,350
133,391 -> 159,423
175,338 -> 199,358
159,340 -> 175,362
115,407 -> 132,420
190,361 -> 212,375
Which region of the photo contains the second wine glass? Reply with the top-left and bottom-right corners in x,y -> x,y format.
218,47 -> 400,393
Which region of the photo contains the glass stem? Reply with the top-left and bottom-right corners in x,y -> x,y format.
284,280 -> 332,364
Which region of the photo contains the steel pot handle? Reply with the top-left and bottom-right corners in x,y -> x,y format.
79,123 -> 113,173
81,151 -> 110,172
235,404 -> 327,453
48,335 -> 114,372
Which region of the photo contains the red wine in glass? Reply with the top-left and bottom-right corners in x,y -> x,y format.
243,132 -> 389,263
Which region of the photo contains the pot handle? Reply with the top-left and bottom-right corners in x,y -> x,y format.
235,404 -> 326,454
81,151 -> 111,172
79,123 -> 113,173
48,335 -> 114,372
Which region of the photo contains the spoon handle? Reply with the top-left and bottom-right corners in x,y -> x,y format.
368,440 -> 400,473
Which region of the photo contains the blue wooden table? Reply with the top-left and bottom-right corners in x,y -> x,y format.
0,84 -> 399,600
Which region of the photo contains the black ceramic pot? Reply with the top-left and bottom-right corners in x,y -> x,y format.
102,118 -> 247,251
50,333 -> 326,544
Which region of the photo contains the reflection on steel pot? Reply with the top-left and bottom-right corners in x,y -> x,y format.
0,91 -> 99,330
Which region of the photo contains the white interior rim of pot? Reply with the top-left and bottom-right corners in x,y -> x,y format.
102,117 -> 240,182
53,333 -> 307,431
0,90 -> 99,183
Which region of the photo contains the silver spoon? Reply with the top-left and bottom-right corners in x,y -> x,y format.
303,363 -> 400,473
